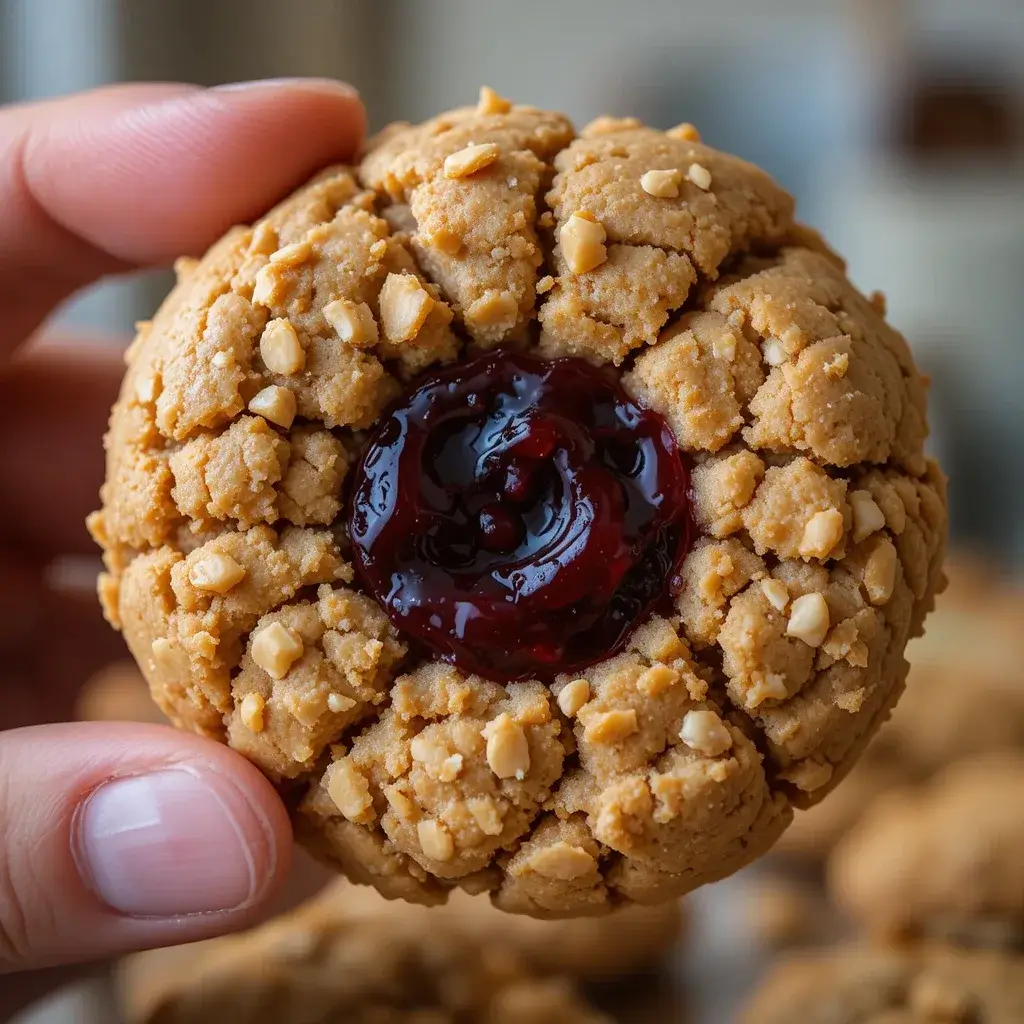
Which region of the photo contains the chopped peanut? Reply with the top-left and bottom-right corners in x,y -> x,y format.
240,692 -> 265,733
850,489 -> 886,543
327,693 -> 356,714
438,753 -> 464,782
687,163 -> 712,189
667,122 -> 701,142
383,784 -> 417,820
251,265 -> 276,306
640,168 -> 683,198
250,621 -> 304,679
780,760 -> 833,793
327,760 -> 374,822
466,290 -> 518,329
323,298 -> 379,348
637,664 -> 679,697
269,240 -> 312,265
556,679 -> 590,718
761,578 -> 790,612
528,842 -> 596,880
428,227 -> 462,255
746,673 -> 788,709
560,212 -> 607,274
417,819 -> 455,862
787,593 -> 831,647
259,318 -> 305,375
482,713 -> 530,780
188,553 -> 245,595
477,85 -> 512,115
248,385 -> 297,429
864,537 -> 898,605
679,709 -> 733,757
763,338 -> 786,366
379,273 -> 435,343
799,509 -> 845,560
444,142 -> 500,179
250,221 -> 278,256
466,796 -> 504,836
583,708 -> 639,744
712,332 -> 737,361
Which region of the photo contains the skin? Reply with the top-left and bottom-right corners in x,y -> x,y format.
0,78 -> 366,1016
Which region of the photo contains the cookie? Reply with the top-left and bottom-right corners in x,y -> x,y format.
118,882 -> 614,1024
830,753 -> 1024,947
88,87 -> 947,916
331,882 -> 683,981
739,945 -> 1024,1024
776,558 -> 1024,862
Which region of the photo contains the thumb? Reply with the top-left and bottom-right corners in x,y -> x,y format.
0,721 -> 291,974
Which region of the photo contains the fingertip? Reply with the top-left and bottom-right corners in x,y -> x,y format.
19,78 -> 367,266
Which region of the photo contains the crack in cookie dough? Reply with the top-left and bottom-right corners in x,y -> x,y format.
89,91 -> 947,917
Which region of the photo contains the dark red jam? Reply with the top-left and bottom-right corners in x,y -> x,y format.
347,350 -> 693,683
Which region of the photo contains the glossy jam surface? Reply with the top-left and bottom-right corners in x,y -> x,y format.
347,351 -> 693,683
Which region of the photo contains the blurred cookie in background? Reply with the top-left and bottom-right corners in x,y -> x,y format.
119,879 -> 684,1023
119,880 -> 616,1024
776,556 -> 1024,864
739,944 -> 1024,1024
743,873 -> 841,950
75,659 -> 167,724
829,752 -> 1024,949
286,883 -> 684,984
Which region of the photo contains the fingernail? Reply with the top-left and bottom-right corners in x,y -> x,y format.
211,77 -> 358,98
76,767 -> 275,917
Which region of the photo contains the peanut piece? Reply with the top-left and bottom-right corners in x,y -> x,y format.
560,212 -> 607,274
188,553 -> 245,595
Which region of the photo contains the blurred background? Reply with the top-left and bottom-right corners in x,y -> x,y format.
2,0 -> 1023,566
3,2 -> 1023,1022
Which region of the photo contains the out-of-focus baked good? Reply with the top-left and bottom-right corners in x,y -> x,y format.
740,944 -> 1024,1024
830,753 -> 1024,947
119,880 -> 615,1024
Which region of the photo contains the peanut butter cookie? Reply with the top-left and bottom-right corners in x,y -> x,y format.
830,753 -> 1024,947
740,945 -> 1024,1024
120,882 -> 612,1023
90,88 -> 947,916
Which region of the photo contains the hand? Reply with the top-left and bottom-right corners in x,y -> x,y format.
0,79 -> 365,1015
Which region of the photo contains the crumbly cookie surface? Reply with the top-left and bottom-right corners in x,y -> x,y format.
119,882 -> 611,1024
776,559 -> 1024,863
740,945 -> 1024,1024
90,88 -> 947,916
830,753 -> 1024,947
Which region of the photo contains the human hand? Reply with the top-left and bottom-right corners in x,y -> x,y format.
0,78 -> 365,1015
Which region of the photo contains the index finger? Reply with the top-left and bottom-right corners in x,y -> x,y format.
0,78 -> 366,361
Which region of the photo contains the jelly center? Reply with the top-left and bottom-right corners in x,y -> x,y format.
347,350 -> 693,683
